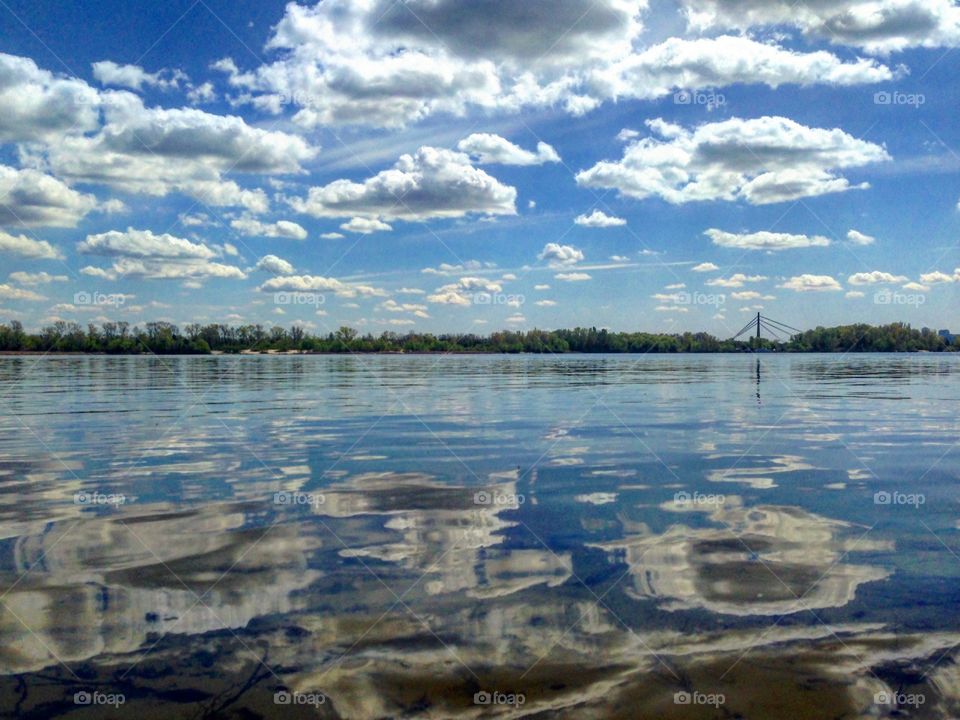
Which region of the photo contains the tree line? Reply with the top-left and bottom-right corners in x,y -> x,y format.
0,320 -> 954,354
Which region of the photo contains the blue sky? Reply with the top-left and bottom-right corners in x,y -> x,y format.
0,0 -> 958,336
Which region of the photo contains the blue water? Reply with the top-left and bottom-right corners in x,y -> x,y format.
0,354 -> 958,718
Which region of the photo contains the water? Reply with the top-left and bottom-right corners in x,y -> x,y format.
0,354 -> 958,718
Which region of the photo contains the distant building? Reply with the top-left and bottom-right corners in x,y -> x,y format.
939,329 -> 955,344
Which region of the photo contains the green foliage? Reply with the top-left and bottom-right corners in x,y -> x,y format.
0,320 -> 954,355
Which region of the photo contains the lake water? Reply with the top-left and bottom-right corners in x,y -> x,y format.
0,354 -> 958,719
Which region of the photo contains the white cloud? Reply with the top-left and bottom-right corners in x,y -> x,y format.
0,165 -> 97,227
226,2 -> 892,129
706,273 -> 767,288
845,290 -> 866,298
231,217 -> 308,240
534,284 -> 550,290
320,232 -> 345,239
341,217 -> 393,234
597,34 -> 893,99
78,228 -> 248,281
779,274 -> 843,292
0,284 -> 46,302
92,61 -> 184,91
0,52 -> 101,142
678,0 -> 960,54
0,231 -> 63,259
730,291 -> 775,300
920,270 -> 957,284
505,313 -> 526,324
80,265 -> 117,280
187,82 -> 217,104
847,270 -> 908,285
535,299 -> 557,306
577,116 -> 888,205
427,276 -> 503,305
706,228 -> 831,251
79,228 -> 216,259
255,254 -> 295,275
692,262 -> 719,272
902,281 -> 929,291
258,274 -> 387,298
457,133 -> 560,165
422,260 -> 497,275
8,271 -> 67,285
46,95 -> 316,210
539,242 -> 584,267
847,229 -> 876,245
288,147 -> 516,222
575,209 -> 627,227
555,272 -> 592,281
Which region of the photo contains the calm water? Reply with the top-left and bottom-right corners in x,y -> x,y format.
0,354 -> 958,719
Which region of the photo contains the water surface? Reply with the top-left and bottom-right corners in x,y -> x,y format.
0,354 -> 958,718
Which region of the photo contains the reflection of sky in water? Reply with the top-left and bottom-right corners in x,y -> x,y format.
0,354 -> 958,718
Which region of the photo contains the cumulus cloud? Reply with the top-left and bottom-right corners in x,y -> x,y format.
77,228 -> 246,281
555,272 -> 592,281
45,94 -> 316,211
846,229 -> 876,245
678,0 -> 960,54
595,35 -> 893,99
223,1 -> 893,129
79,228 -> 216,259
288,147 -> 516,222
457,134 -> 560,165
92,61 -> 184,91
422,260 -> 497,275
920,270 -> 958,284
0,284 -> 46,301
0,165 -> 98,227
539,242 -> 584,267
692,262 -> 719,272
705,228 -> 831,251
575,210 -> 627,227
577,116 -> 889,205
341,217 -> 393,234
255,254 -> 295,275
0,231 -> 63,259
0,52 -> 101,142
847,270 -> 909,285
8,271 -> 67,285
426,276 -> 503,305
231,216 -> 308,240
259,274 -> 387,298
779,274 -> 843,291
706,273 -> 767,288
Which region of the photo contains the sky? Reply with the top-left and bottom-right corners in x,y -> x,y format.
0,0 -> 958,338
